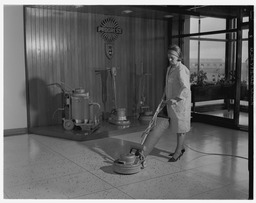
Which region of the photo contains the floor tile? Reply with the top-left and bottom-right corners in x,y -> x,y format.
190,185 -> 248,199
4,135 -> 71,168
76,188 -> 132,199
5,181 -> 68,199
5,171 -> 113,199
4,155 -> 85,188
152,146 -> 234,171
118,170 -> 225,199
70,156 -> 181,187
109,131 -> 144,142
33,134 -> 137,161
32,134 -> 93,156
192,158 -> 249,185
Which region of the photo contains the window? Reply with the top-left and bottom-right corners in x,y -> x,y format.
189,17 -> 226,85
188,15 -> 249,126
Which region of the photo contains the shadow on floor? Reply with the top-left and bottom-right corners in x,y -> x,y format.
78,136 -> 172,175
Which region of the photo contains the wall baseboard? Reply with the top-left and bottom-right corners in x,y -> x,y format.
4,128 -> 28,136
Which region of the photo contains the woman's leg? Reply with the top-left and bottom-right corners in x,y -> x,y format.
172,133 -> 186,159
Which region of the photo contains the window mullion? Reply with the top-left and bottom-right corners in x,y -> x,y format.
197,18 -> 201,84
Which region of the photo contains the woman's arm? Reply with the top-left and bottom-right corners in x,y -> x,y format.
176,67 -> 190,101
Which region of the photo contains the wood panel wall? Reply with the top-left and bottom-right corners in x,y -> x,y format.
25,7 -> 168,127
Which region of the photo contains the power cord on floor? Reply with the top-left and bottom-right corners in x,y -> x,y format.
184,143 -> 248,160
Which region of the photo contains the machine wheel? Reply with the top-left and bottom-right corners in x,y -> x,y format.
63,119 -> 74,130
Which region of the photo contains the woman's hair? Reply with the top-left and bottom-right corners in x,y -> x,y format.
168,44 -> 183,62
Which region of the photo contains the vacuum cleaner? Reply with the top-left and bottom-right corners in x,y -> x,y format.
48,82 -> 101,132
113,91 -> 168,174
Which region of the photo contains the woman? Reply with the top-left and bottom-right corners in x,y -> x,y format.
138,45 -> 191,164
164,44 -> 191,162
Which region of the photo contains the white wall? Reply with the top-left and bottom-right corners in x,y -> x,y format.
4,5 -> 27,130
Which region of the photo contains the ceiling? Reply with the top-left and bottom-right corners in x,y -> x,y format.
29,5 -> 252,20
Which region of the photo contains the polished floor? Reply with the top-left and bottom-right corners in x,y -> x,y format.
4,122 -> 249,199
200,110 -> 248,126
194,100 -> 249,126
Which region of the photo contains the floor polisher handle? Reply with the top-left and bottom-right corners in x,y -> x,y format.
140,89 -> 166,145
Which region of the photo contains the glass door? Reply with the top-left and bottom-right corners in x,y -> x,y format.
188,15 -> 249,129
189,17 -> 236,122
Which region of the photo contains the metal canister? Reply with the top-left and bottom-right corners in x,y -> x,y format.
117,108 -> 127,121
71,88 -> 90,124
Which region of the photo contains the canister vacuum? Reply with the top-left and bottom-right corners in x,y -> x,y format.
49,82 -> 101,132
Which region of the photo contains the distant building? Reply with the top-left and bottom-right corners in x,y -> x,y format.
189,58 -> 248,84
190,58 -> 225,83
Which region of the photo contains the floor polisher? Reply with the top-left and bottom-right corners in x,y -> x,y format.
137,62 -> 154,121
113,91 -> 168,174
108,67 -> 130,126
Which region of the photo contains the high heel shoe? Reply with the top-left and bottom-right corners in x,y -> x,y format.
168,148 -> 185,156
168,151 -> 185,162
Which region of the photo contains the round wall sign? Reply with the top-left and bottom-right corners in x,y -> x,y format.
97,17 -> 123,42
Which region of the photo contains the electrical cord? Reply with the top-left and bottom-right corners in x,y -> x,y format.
136,86 -> 248,161
184,143 -> 248,160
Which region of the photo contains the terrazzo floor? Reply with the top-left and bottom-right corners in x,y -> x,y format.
4,122 -> 249,200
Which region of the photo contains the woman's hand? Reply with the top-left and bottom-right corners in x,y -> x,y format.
163,99 -> 177,105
